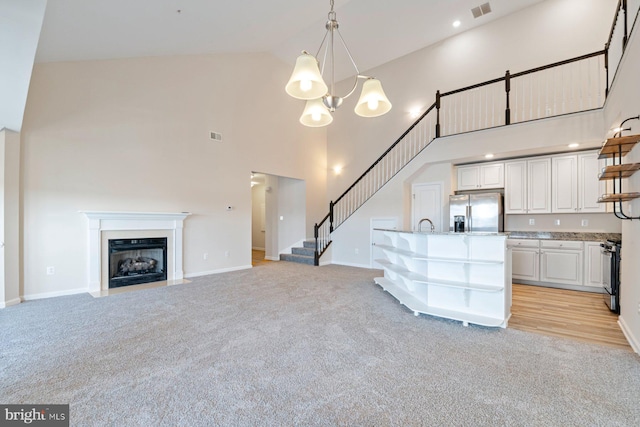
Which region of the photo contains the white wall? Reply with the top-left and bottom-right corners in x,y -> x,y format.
0,129 -> 21,307
602,20 -> 640,352
20,53 -> 327,298
326,0 -> 617,202
0,0 -> 47,132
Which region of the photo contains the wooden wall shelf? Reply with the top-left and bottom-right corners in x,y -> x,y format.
597,192 -> 640,203
597,134 -> 640,159
598,163 -> 640,180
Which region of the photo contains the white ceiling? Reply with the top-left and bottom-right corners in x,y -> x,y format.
36,0 -> 546,80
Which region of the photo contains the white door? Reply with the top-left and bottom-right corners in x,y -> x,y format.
412,183 -> 443,232
371,218 -> 398,268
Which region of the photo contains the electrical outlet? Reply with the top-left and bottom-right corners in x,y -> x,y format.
637,301 -> 640,314
225,251 -> 230,257
529,218 -> 535,225
554,219 -> 561,226
355,248 -> 359,255
46,266 -> 55,275
581,219 -> 589,227
203,252 -> 208,260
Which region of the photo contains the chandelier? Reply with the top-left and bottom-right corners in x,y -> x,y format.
285,0 -> 392,127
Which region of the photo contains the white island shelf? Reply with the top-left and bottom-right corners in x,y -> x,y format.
373,230 -> 512,328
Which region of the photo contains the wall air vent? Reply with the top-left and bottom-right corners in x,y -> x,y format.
471,2 -> 492,19
210,131 -> 223,141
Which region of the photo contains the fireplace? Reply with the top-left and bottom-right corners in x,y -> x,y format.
108,238 -> 167,288
81,211 -> 190,293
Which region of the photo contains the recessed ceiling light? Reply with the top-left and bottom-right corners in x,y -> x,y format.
485,153 -> 494,159
333,165 -> 343,175
568,143 -> 579,148
453,20 -> 461,28
409,108 -> 421,119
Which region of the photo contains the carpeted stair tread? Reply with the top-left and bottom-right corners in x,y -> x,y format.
279,253 -> 315,265
303,240 -> 315,249
292,246 -> 315,256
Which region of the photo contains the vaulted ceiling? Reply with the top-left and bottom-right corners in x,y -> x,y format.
36,0 -> 546,80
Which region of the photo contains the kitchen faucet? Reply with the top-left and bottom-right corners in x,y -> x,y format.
418,218 -> 435,232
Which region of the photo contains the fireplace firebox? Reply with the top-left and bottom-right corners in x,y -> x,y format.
108,238 -> 167,288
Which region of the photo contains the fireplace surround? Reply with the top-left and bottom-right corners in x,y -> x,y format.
81,211 -> 191,294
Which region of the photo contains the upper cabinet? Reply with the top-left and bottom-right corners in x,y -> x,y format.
456,162 -> 504,191
504,157 -> 551,214
551,151 -> 606,213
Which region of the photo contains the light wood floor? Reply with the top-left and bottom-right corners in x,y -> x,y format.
510,284 -> 631,350
252,250 -> 271,267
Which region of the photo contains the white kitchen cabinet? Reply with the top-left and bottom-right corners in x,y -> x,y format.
374,230 -> 511,328
504,157 -> 551,214
578,152 -> 607,213
507,239 -> 540,281
551,151 -> 606,213
584,241 -> 604,288
457,162 -> 504,191
552,155 -> 578,213
539,240 -> 583,286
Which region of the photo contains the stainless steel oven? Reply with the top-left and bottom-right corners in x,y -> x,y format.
601,240 -> 621,314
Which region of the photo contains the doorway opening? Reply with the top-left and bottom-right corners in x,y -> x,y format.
251,172 -> 306,266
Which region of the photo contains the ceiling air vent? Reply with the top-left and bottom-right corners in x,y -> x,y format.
210,131 -> 222,141
471,2 -> 492,19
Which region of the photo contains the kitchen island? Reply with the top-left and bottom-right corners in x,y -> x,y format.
373,229 -> 511,328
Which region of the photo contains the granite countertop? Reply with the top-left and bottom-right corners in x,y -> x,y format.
374,229 -> 621,242
374,229 -> 508,236
506,231 -> 622,242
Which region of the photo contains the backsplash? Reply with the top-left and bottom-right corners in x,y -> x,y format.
505,213 -> 621,233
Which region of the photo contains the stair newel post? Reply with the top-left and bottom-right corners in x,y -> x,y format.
329,201 -> 334,232
605,43 -> 610,97
505,70 -> 511,126
622,0 -> 628,50
314,223 -> 320,266
435,90 -> 441,138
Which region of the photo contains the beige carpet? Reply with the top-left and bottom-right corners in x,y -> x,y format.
2,262 -> 639,426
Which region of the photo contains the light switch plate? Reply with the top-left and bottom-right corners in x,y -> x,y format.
529,218 -> 535,225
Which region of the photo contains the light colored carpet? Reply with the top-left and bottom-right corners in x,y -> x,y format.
1,262 -> 639,426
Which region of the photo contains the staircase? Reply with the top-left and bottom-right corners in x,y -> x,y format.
279,241 -> 316,265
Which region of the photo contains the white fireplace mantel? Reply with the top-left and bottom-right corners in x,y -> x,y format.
81,211 -> 191,293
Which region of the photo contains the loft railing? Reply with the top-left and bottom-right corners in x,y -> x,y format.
312,0 -> 639,265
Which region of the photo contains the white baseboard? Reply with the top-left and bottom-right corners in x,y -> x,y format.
618,316 -> 639,354
184,265 -> 253,278
319,260 -> 331,266
22,287 -> 89,301
0,297 -> 22,308
264,256 -> 280,261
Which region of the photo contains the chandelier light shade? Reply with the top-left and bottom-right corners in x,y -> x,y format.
354,78 -> 392,117
285,53 -> 328,100
285,0 -> 391,127
299,98 -> 334,127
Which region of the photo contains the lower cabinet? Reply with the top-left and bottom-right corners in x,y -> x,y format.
584,241 -> 604,288
540,240 -> 583,286
507,238 -> 601,291
374,231 -> 511,328
508,239 -> 540,281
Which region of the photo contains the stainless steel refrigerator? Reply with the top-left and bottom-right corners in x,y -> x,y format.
449,193 -> 503,232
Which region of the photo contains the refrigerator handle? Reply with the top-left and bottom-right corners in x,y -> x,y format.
466,205 -> 471,232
